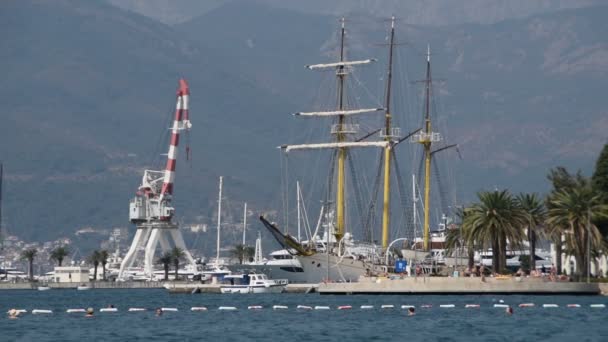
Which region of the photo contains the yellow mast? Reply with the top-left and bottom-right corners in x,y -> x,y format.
381,17 -> 396,249
335,18 -> 347,242
419,46 -> 438,252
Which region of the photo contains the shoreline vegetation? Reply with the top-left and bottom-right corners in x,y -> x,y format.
445,143 -> 608,280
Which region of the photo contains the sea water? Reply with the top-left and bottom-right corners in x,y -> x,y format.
1,289 -> 606,341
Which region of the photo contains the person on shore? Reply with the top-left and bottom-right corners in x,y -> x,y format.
541,265 -> 546,275
506,307 -> 513,315
155,308 -> 163,316
408,307 -> 415,316
85,308 -> 94,317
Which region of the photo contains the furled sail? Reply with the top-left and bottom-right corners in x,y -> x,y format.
306,59 -> 376,70
280,141 -> 389,153
294,108 -> 384,117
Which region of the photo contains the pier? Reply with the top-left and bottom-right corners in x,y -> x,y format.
318,276 -> 603,295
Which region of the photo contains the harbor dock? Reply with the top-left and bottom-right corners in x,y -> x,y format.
318,276 -> 603,295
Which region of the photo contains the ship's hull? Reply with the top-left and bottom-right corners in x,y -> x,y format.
245,253 -> 386,283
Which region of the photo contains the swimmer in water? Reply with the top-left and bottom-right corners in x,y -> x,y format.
506,307 -> 513,315
408,307 -> 416,316
156,308 -> 163,316
7,309 -> 19,319
85,307 -> 94,317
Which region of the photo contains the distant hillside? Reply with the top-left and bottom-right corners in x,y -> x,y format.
1,0 -> 607,249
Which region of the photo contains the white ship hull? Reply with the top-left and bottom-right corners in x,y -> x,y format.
246,253 -> 385,283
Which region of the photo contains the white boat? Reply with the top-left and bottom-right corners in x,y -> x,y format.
37,286 -> 51,291
76,284 -> 90,290
220,273 -> 287,294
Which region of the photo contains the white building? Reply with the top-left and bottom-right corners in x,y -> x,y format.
53,266 -> 89,283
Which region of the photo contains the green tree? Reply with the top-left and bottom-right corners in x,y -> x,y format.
546,185 -> 608,279
20,248 -> 38,281
49,246 -> 70,267
99,250 -> 109,281
157,252 -> 172,281
230,244 -> 255,264
464,190 -> 527,273
592,143 -> 608,238
170,247 -> 185,280
516,193 -> 546,272
87,250 -> 101,281
546,167 -> 589,274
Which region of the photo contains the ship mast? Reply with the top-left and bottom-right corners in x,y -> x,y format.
417,46 -> 441,251
281,18 -> 383,246
335,17 -> 347,242
381,17 -> 396,249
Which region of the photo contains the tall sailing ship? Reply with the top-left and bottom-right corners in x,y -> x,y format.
257,18 -> 407,283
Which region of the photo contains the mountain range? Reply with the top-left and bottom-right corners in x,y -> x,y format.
1,0 -> 607,251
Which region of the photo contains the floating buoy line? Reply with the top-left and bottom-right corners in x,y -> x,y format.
5,303 -> 606,316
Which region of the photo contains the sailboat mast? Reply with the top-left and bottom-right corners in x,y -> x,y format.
335,17 -> 347,242
381,17 -> 396,249
242,202 -> 247,245
0,163 -> 3,249
296,181 -> 301,242
216,176 -> 223,266
422,46 -> 433,251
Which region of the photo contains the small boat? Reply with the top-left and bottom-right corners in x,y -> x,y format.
37,286 -> 51,291
220,273 -> 287,294
76,284 -> 90,291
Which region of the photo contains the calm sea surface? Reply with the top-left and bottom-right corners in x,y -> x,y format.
1,289 -> 606,341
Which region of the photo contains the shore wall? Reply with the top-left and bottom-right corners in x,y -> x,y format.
319,276 -> 601,295
0,281 -> 164,290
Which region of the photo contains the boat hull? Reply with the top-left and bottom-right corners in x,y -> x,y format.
220,285 -> 285,294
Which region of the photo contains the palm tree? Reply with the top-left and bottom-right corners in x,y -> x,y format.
464,190 -> 527,273
20,248 -> 38,281
88,250 -> 101,281
546,185 -> 608,279
170,247 -> 185,280
99,250 -> 109,281
230,244 -> 252,264
516,193 -> 547,272
157,252 -> 172,281
49,246 -> 70,267
546,167 -> 588,274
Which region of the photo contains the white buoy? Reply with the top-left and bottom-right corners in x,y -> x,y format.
543,304 -> 558,308
100,308 -> 118,312
128,308 -> 146,312
381,305 -> 394,309
518,303 -> 535,308
401,305 -> 415,309
465,304 -> 480,308
296,305 -> 312,310
440,304 -> 455,308
567,304 -> 580,308
14,309 -> 28,314
247,306 -> 263,310
161,307 -> 178,312
66,309 -> 86,313
337,305 -> 352,310
494,304 -> 509,308
314,306 -> 330,310
590,304 -> 606,308
360,305 -> 374,310
191,307 -> 208,311
218,306 -> 237,311
421,304 -> 433,308
273,305 -> 288,310
32,309 -> 53,314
